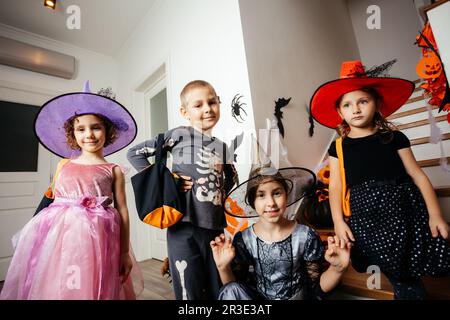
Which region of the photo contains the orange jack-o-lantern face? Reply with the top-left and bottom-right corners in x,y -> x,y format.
416,52 -> 442,79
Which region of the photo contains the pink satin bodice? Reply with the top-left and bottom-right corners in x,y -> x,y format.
54,161 -> 117,200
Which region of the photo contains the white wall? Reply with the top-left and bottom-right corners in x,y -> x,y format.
347,0 -> 423,80
238,0 -> 360,170
115,0 -> 255,261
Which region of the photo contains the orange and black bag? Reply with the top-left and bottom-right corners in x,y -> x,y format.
131,133 -> 184,228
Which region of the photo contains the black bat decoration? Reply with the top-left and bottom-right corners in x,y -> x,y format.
274,97 -> 291,138
306,104 -> 315,137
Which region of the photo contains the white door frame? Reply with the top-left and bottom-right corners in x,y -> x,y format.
0,80 -> 61,280
131,61 -> 171,262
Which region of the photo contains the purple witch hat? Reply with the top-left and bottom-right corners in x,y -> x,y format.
34,81 -> 137,158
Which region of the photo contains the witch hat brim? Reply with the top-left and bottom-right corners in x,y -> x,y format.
310,77 -> 414,129
34,91 -> 137,158
223,167 -> 316,218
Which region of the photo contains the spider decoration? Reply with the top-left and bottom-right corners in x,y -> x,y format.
231,94 -> 248,123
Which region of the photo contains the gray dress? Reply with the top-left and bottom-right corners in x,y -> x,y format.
219,223 -> 325,300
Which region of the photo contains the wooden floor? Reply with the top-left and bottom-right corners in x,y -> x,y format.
0,259 -> 175,300
137,259 -> 174,300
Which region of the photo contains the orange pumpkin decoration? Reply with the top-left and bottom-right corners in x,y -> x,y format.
315,188 -> 329,203
317,165 -> 330,185
416,51 -> 442,79
416,22 -> 449,123
224,198 -> 248,236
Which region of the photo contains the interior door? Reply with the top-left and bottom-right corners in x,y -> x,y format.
0,82 -> 59,281
145,81 -> 169,261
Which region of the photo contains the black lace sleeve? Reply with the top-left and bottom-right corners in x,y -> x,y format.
305,260 -> 326,300
304,228 -> 326,300
231,232 -> 253,283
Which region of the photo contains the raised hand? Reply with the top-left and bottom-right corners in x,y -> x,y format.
210,234 -> 235,270
324,236 -> 352,273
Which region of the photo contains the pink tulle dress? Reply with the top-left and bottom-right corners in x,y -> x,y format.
0,161 -> 144,300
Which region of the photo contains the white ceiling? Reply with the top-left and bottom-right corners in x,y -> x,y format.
0,0 -> 156,56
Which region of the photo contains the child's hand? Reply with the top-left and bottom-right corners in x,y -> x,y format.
429,216 -> 449,240
334,220 -> 355,245
210,234 -> 235,270
120,253 -> 133,284
177,175 -> 193,192
324,236 -> 352,273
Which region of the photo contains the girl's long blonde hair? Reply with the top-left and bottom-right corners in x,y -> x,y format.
335,87 -> 397,141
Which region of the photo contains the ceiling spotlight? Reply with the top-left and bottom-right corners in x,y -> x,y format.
44,0 -> 56,10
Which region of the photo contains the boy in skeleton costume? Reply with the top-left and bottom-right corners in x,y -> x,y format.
127,80 -> 238,299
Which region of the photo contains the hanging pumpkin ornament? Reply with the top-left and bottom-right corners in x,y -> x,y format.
416,51 -> 442,79
415,22 -> 450,122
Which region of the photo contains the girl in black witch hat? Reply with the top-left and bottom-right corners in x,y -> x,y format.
211,139 -> 352,299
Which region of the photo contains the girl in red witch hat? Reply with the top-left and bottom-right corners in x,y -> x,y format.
310,60 -> 449,300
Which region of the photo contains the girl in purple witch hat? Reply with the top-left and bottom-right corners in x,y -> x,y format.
0,82 -> 143,300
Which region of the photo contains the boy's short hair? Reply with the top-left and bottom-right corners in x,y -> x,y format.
180,80 -> 218,107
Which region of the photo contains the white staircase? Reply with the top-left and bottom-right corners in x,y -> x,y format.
387,79 -> 450,222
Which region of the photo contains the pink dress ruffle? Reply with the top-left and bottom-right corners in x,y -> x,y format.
0,161 -> 144,300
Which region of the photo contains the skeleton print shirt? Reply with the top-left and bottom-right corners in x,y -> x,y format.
127,126 -> 238,230
231,223 -> 325,300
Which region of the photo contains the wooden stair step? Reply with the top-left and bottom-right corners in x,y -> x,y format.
435,186 -> 450,197
397,115 -> 447,130
388,105 -> 438,120
413,86 -> 422,93
339,265 -> 450,300
418,157 -> 450,168
339,265 -> 394,300
413,79 -> 422,84
315,228 -> 335,242
405,95 -> 426,105
410,132 -> 450,146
